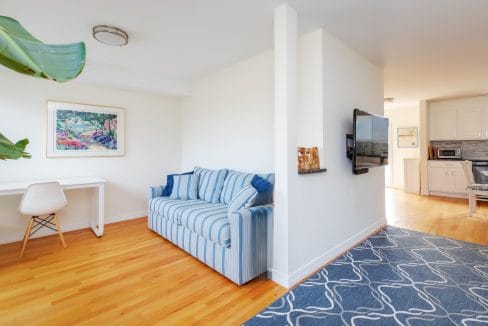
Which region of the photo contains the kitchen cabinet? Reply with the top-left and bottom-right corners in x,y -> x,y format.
458,107 -> 483,139
428,161 -> 468,197
430,105 -> 457,140
429,96 -> 487,140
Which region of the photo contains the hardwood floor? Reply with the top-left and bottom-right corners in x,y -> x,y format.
0,218 -> 286,325
386,188 -> 488,245
0,191 -> 486,325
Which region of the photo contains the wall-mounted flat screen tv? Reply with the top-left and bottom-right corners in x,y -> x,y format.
350,108 -> 389,174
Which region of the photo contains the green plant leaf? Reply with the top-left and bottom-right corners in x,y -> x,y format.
0,133 -> 31,160
14,138 -> 29,150
0,16 -> 85,82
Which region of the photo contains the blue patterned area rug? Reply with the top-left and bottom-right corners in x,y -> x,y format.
245,226 -> 488,325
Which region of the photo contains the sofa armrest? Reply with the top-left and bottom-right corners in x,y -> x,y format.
148,185 -> 165,201
229,204 -> 272,285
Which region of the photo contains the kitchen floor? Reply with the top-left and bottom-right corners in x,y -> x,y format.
386,188 -> 487,245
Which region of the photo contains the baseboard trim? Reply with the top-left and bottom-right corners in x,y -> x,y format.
106,210 -> 146,224
0,211 -> 146,245
269,219 -> 385,289
267,269 -> 289,288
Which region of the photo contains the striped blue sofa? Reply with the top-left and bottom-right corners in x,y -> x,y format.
147,170 -> 273,285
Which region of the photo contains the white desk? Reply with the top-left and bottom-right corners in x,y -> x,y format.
0,177 -> 106,237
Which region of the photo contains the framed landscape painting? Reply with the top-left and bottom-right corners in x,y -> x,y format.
47,101 -> 125,157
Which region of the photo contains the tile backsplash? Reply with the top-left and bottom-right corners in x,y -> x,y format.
430,140 -> 488,159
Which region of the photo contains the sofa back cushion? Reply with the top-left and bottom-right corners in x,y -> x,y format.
194,167 -> 229,203
162,171 -> 193,197
169,174 -> 199,200
228,186 -> 258,213
220,170 -> 255,205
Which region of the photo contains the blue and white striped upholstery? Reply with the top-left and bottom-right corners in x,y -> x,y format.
220,171 -> 255,205
179,202 -> 230,247
149,197 -> 203,223
148,198 -> 272,285
148,175 -> 274,285
170,173 -> 198,200
150,197 -> 230,247
228,186 -> 258,213
194,167 -> 229,203
148,185 -> 165,200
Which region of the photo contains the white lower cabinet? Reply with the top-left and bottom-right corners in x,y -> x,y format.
428,161 -> 468,197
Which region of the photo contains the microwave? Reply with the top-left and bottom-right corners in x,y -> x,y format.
437,149 -> 462,159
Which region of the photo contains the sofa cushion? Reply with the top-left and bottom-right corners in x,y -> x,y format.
162,171 -> 193,197
194,167 -> 228,203
228,185 -> 258,213
170,173 -> 199,200
149,197 -> 231,247
179,201 -> 230,248
150,197 -> 204,223
220,170 -> 255,205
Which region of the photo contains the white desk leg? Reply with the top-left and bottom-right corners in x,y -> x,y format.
90,184 -> 105,237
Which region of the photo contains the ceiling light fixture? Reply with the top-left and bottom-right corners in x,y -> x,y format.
92,25 -> 128,46
384,97 -> 395,103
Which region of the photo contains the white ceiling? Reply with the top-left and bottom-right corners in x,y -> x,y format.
2,0 -> 488,103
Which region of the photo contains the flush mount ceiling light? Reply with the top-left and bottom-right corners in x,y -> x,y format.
92,25 -> 128,46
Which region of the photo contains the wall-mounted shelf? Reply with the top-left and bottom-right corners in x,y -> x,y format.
298,168 -> 327,175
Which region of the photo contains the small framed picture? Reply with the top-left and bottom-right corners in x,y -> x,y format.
397,127 -> 418,148
47,101 -> 125,157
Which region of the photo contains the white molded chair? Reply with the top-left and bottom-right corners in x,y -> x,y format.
461,160 -> 488,220
19,182 -> 67,258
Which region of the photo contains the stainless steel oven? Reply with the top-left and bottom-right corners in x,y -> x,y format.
472,161 -> 488,184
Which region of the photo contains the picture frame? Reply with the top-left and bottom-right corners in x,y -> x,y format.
397,127 -> 418,148
47,101 -> 125,157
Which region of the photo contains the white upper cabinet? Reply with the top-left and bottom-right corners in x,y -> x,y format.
430,96 -> 488,140
430,105 -> 457,140
458,107 -> 482,139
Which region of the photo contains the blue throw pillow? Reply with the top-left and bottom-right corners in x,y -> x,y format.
228,185 -> 258,213
170,174 -> 199,200
162,171 -> 193,196
251,175 -> 271,193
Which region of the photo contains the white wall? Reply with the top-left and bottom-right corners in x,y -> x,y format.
286,30 -> 386,286
181,51 -> 274,173
297,30 -> 324,163
0,72 -> 182,244
179,27 -> 386,287
384,106 -> 420,188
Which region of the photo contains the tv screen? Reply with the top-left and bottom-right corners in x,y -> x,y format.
353,108 -> 389,174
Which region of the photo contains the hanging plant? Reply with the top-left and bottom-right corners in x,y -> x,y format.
0,16 -> 86,82
0,16 -> 86,160
0,133 -> 31,160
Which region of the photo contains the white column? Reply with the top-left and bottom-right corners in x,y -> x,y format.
419,100 -> 429,195
272,3 -> 297,288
